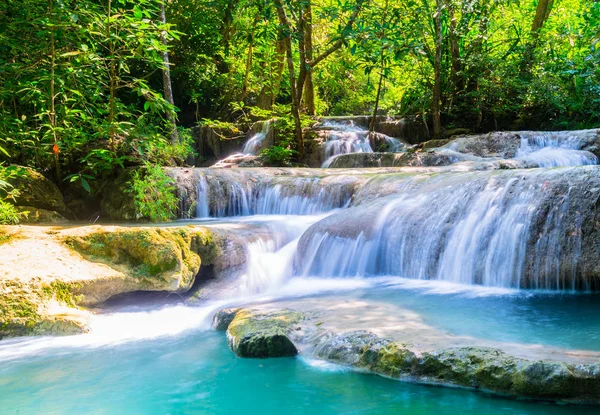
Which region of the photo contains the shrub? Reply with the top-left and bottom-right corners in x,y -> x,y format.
130,164 -> 178,222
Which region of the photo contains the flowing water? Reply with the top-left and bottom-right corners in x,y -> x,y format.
3,129 -> 600,413
320,120 -> 405,167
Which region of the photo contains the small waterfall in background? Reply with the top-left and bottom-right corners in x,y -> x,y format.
320,120 -> 404,167
194,175 -> 354,218
242,120 -> 271,155
514,131 -> 598,167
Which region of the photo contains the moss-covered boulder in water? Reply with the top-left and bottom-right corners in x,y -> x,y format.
226,309 -> 302,358
315,331 -> 600,404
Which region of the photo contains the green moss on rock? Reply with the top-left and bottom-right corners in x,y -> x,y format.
64,226 -> 217,295
226,309 -> 302,358
0,279 -> 86,339
315,332 -> 600,404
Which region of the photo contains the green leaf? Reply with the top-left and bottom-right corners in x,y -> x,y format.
81,177 -> 91,193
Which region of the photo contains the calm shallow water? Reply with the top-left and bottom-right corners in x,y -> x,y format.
0,330 -> 596,415
359,280 -> 600,351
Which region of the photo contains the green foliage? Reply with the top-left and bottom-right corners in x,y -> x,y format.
261,146 -> 295,167
130,164 -> 177,222
0,165 -> 26,225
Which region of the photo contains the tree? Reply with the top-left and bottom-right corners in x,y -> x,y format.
273,0 -> 367,157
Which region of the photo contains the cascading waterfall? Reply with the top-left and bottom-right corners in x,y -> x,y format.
194,175 -> 354,218
320,121 -> 404,167
295,167 -> 594,290
188,128 -> 600,291
514,131 -> 598,167
242,120 -> 272,155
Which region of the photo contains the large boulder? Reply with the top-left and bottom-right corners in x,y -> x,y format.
5,167 -> 70,220
99,169 -> 139,221
225,308 -> 301,358
0,224 -> 219,338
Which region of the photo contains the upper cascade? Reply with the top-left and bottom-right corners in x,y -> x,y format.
318,120 -> 406,167
192,170 -> 357,218
326,128 -> 600,169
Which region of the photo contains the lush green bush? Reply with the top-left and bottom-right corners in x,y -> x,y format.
130,164 -> 178,222
0,166 -> 25,225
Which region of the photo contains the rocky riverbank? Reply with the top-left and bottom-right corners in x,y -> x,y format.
213,301 -> 600,405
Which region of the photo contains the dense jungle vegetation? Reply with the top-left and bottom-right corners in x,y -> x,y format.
0,0 -> 599,221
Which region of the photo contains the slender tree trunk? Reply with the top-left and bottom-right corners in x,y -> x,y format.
257,35 -> 285,110
160,1 -> 177,144
432,0 -> 443,138
447,1 -> 462,94
107,0 -> 117,148
49,0 -> 60,180
303,3 -> 315,115
273,0 -> 304,158
240,36 -> 254,102
369,0 -> 389,137
521,0 -> 555,74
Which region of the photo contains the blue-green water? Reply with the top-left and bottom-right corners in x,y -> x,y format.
0,329 -> 596,415
360,280 -> 600,351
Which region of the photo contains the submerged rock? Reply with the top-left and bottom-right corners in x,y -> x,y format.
314,331 -> 600,404
225,308 -> 301,358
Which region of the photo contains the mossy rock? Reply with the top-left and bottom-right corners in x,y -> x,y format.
226,309 -> 302,358
7,167 -> 71,218
17,206 -> 67,224
0,279 -> 87,339
315,331 -> 600,404
64,227 -> 215,294
212,308 -> 240,331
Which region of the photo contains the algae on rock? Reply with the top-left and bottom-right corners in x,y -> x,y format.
225,308 -> 302,358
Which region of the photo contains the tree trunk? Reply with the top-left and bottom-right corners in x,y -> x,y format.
303,3 -> 315,115
447,1 -> 462,94
257,35 -> 285,110
369,0 -> 389,137
432,0 -> 443,138
48,0 -> 61,180
521,0 -> 555,74
160,1 -> 178,144
107,0 -> 117,148
273,0 -> 304,158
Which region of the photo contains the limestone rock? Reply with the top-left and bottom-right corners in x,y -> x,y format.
226,309 -> 301,358
212,308 -> 239,331
100,169 -> 139,221
17,206 -> 67,224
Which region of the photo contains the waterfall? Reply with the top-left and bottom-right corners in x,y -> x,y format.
320,120 -> 404,167
295,167 -> 596,290
514,131 -> 598,167
242,120 -> 272,155
194,174 -> 355,218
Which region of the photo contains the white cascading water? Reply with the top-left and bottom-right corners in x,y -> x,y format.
295,168 -> 592,290
196,128 -> 598,290
195,176 -> 354,218
242,120 -> 271,155
320,121 -> 404,167
514,131 -> 598,167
